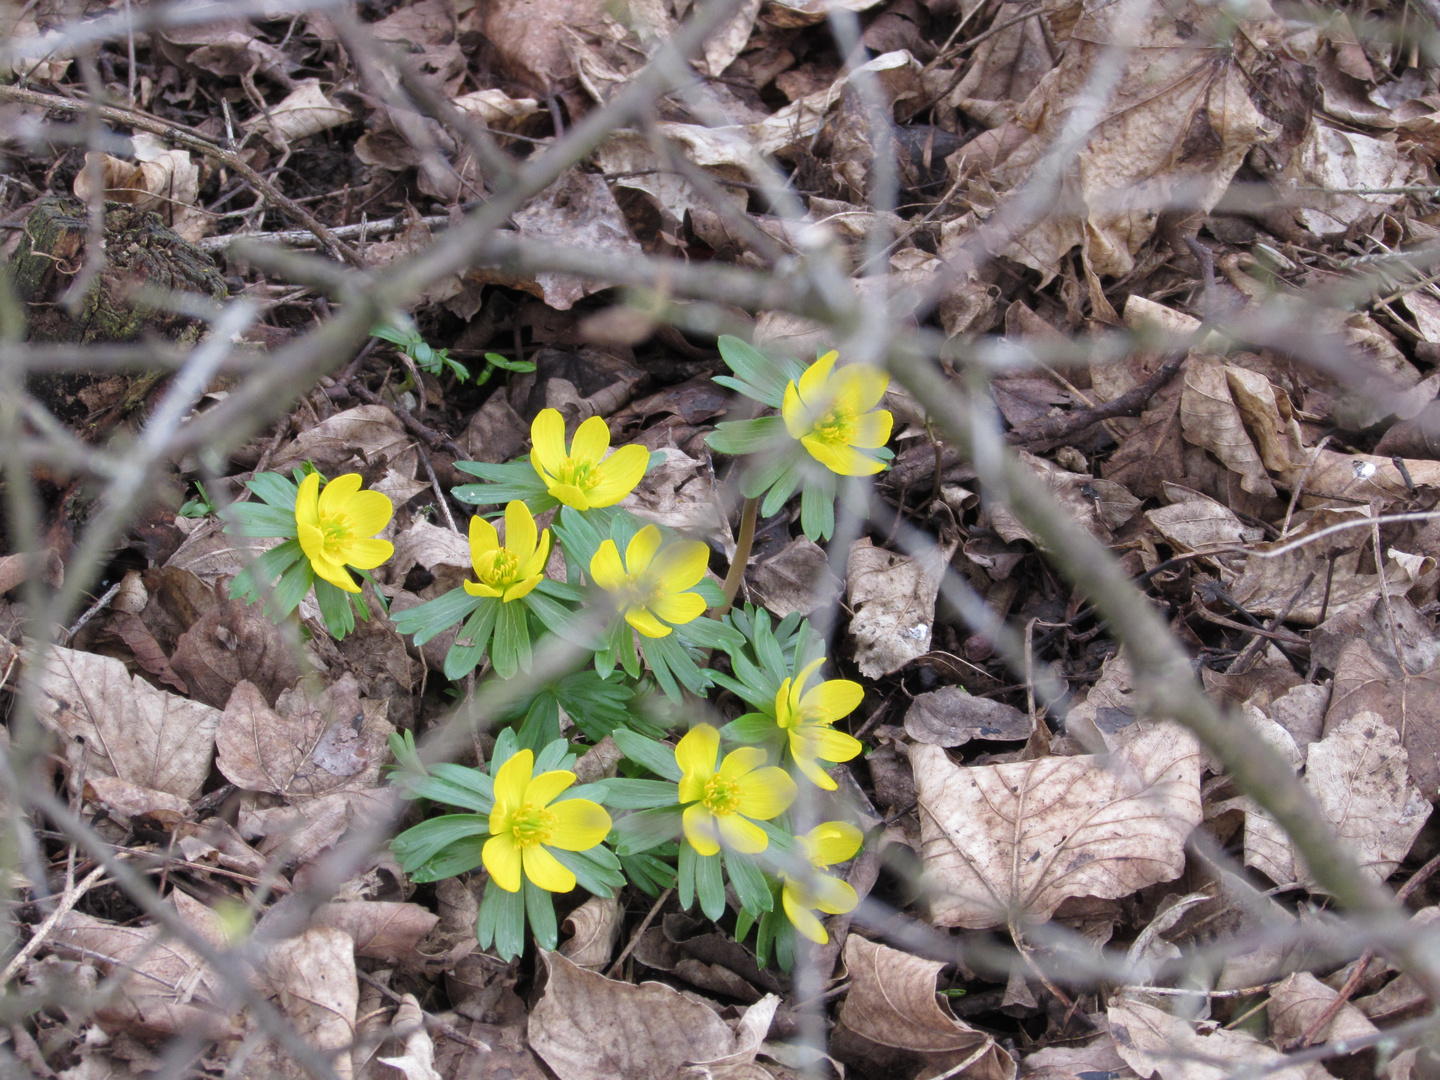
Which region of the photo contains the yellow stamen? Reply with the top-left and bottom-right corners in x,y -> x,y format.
509,803 -> 557,847
702,775 -> 743,816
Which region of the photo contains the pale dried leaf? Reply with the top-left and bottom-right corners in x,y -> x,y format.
904,686 -> 1032,747
216,676 -> 392,799
912,724 -> 1202,928
1180,357 -> 1275,498
9,640 -> 220,799
528,951 -> 752,1080
747,534 -> 841,619
260,925 -> 358,1080
268,405 -> 411,475
377,993 -> 443,1080
1326,637 -> 1440,798
559,896 -> 621,971
1267,972 -> 1379,1047
170,598 -> 307,708
247,78 -> 353,147
506,172 -> 643,310
312,902 -> 439,964
1109,998 -> 1329,1080
846,536 -> 955,678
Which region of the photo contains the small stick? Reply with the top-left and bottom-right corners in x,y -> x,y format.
605,887 -> 673,979
354,968 -> 491,1053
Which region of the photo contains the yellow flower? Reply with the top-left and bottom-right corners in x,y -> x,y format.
295,472 -> 395,594
775,658 -> 864,790
530,408 -> 650,511
781,821 -> 862,944
781,351 -> 893,477
676,724 -> 796,856
483,749 -> 612,893
589,524 -> 709,638
465,501 -> 550,602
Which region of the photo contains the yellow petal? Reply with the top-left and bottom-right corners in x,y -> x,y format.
549,799 -> 612,850
652,539 -> 710,593
490,749 -> 533,829
625,525 -> 662,577
342,489 -> 394,537
548,483 -> 591,511
318,473 -> 363,518
781,380 -> 808,439
298,519 -> 326,569
526,769 -> 577,809
808,725 -> 863,764
830,364 -> 888,415
516,530 -> 551,581
569,415 -> 612,466
588,444 -> 650,507
295,471 -> 322,530
483,834 -> 522,892
308,549 -> 361,593
801,678 -> 863,724
796,350 -> 838,409
682,803 -> 721,856
530,409 -> 568,476
774,678 -> 795,729
465,580 -> 502,598
716,813 -> 768,854
501,575 -> 542,602
625,607 -> 672,638
791,658 -> 826,710
718,746 -> 768,782
847,408 -> 893,450
523,844 -> 576,893
470,515 -> 499,561
811,873 -> 858,915
503,501 -> 537,560
801,435 -> 884,477
792,750 -> 838,791
589,540 -> 627,591
783,884 -> 828,944
676,725 -> 719,797
734,766 -> 796,820
650,591 -> 706,628
343,537 -> 393,570
805,821 -> 864,867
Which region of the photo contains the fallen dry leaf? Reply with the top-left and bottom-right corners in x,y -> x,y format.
378,993 -> 444,1080
904,686 -> 1033,747
170,598 -> 308,708
311,901 -> 439,965
8,639 -> 220,799
912,723 -> 1203,928
837,936 -> 1015,1079
1267,971 -> 1379,1047
559,895 -> 621,971
528,951 -> 774,1080
246,78 -> 353,148
216,675 -> 393,799
258,925 -> 358,1080
847,536 -> 955,678
746,534 -> 841,619
1109,997 -> 1329,1080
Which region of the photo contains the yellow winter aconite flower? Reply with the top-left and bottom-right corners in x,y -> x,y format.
676,724 -> 796,856
483,749 -> 612,893
781,351 -> 893,476
530,408 -> 650,511
589,524 -> 709,638
295,472 -> 395,594
775,658 -> 864,790
781,821 -> 862,944
465,501 -> 550,602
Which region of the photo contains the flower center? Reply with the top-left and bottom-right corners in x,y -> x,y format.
813,405 -> 856,446
619,572 -> 664,611
486,549 -> 520,585
702,775 -> 742,816
556,456 -> 601,491
509,802 -> 557,847
319,512 -> 352,555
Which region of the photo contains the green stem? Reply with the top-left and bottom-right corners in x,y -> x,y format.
715,497 -> 758,616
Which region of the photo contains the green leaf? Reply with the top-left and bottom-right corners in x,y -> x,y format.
706,416 -> 789,457
611,731 -> 682,781
391,588 -> 484,646
315,577 -> 357,639
265,554 -> 315,621
534,737 -> 576,774
224,502 -> 299,538
552,507 -> 604,578
485,351 -> 535,372
611,806 -> 683,855
524,589 -> 602,650
721,713 -> 781,744
695,849 -> 726,921
599,779 -> 681,809
525,879 -> 559,951
452,461 -> 553,506
676,616 -> 743,652
390,814 -> 488,871
677,841 -> 697,911
491,728 -> 521,771
620,851 -> 677,896
229,540 -> 305,605
642,633 -> 710,697
478,880 -> 526,961
758,461 -> 803,517
801,473 -> 836,542
724,848 -> 773,915
516,694 -> 561,753
717,335 -> 802,408
551,847 -> 625,897
442,599 -> 500,681
408,837 -> 487,882
734,906 -> 758,946
245,472 -> 300,509
399,763 -> 495,812
490,600 -> 532,678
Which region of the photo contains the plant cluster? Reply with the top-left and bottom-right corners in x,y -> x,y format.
223,335 -> 894,964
